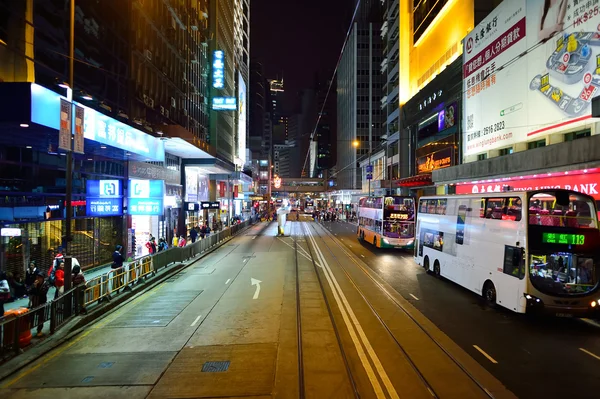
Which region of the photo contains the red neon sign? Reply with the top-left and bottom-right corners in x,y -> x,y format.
456,173 -> 600,200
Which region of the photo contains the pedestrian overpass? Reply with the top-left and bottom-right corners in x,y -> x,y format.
271,178 -> 327,193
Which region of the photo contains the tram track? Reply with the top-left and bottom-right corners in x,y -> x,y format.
300,221 -> 498,399
292,221 -> 360,399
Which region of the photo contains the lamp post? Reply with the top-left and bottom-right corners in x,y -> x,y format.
63,0 -> 76,292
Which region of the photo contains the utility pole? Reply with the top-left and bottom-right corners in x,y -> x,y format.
63,0 -> 75,292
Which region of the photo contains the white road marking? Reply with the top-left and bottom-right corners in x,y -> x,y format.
348,244 -> 353,247
304,223 -> 398,399
252,236 -> 257,240
360,254 -> 365,258
225,279 -> 231,285
191,315 -> 202,327
251,278 -> 262,299
409,293 -> 419,301
473,345 -> 498,364
243,258 -> 248,263
580,348 -> 600,361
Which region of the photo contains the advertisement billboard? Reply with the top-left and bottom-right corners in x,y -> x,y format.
238,73 -> 247,166
86,179 -> 123,217
463,0 -> 600,157
417,146 -> 453,174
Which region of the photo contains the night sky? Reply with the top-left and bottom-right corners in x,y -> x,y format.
251,0 -> 353,111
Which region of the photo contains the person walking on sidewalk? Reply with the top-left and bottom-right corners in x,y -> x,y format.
25,261 -> 38,290
54,260 -> 65,299
112,245 -> 125,288
28,272 -> 50,337
190,226 -> 198,243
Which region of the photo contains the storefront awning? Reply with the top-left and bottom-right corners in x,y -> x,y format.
395,174 -> 433,187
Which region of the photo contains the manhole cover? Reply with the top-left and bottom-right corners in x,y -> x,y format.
201,361 -> 230,373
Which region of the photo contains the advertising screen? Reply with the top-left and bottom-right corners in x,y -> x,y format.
463,0 -> 600,157
238,73 -> 247,166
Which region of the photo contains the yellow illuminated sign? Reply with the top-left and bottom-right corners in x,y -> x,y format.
389,213 -> 409,220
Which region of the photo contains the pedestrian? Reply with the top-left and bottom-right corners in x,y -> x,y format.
145,236 -> 157,254
178,235 -> 187,247
71,265 -> 87,314
205,223 -> 211,236
190,226 -> 198,243
200,224 -> 206,239
172,235 -> 179,248
158,238 -> 168,252
54,260 -> 65,299
112,245 -> 125,288
0,271 -> 10,316
25,261 -> 38,290
28,272 -> 50,337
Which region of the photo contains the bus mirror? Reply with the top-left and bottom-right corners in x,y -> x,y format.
466,207 -> 473,212
556,192 -> 570,207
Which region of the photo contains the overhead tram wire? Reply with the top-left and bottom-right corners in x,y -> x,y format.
300,0 -> 363,178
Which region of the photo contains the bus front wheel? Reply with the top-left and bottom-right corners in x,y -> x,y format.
483,281 -> 497,306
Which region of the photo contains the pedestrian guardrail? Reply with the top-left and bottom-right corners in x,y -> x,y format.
0,218 -> 259,361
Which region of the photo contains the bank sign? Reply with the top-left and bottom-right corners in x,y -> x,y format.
455,172 -> 600,200
463,0 -> 600,157
128,179 -> 164,216
86,180 -> 123,217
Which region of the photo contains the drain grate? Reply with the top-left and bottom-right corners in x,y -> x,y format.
201,361 -> 230,373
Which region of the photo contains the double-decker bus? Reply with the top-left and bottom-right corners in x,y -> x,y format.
414,189 -> 600,316
357,196 -> 415,249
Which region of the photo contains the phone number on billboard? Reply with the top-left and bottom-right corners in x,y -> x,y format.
467,120 -> 505,141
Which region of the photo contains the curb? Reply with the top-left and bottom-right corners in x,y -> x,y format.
0,221 -> 268,383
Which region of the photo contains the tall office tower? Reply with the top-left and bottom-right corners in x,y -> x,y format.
314,78 -> 336,178
268,78 -> 284,125
249,60 -> 266,160
233,0 -> 250,167
130,0 -> 210,139
209,0 -> 236,163
336,0 -> 384,189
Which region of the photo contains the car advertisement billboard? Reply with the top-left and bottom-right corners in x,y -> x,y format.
463,0 -> 600,157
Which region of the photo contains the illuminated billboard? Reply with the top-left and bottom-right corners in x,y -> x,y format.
463,0 -> 600,157
212,97 -> 237,110
238,73 -> 247,166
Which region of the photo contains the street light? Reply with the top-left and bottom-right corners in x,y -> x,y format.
352,140 -> 359,148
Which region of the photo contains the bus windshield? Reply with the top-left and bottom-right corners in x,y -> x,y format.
528,192 -> 597,228
383,197 -> 415,239
529,252 -> 598,296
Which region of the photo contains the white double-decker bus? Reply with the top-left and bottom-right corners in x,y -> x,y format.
357,195 -> 415,249
414,189 -> 600,316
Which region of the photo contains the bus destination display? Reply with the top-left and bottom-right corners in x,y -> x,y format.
542,233 -> 585,245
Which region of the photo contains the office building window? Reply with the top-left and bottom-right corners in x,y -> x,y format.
477,153 -> 487,161
527,139 -> 546,149
564,129 -> 591,142
498,147 -> 513,156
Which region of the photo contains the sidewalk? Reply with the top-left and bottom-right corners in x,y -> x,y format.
3,264 -> 112,312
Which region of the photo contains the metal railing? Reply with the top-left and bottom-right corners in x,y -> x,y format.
0,218 -> 257,360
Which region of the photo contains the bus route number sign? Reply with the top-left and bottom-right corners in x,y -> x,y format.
542,232 -> 585,245
389,213 -> 409,220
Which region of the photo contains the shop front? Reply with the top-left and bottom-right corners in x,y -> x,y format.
127,179 -> 165,257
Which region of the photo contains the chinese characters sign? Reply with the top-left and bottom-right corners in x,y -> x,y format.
86,179 -> 123,217
213,50 -> 225,89
463,0 -> 600,157
417,147 -> 453,174
128,179 -> 164,216
74,105 -> 84,154
58,99 -> 71,152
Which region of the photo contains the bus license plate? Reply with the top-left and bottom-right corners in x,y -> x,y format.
555,313 -> 573,318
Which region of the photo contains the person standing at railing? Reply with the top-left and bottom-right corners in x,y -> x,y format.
71,265 -> 87,314
28,272 -> 49,337
0,271 -> 10,317
158,238 -> 168,252
190,226 -> 198,243
54,261 -> 65,299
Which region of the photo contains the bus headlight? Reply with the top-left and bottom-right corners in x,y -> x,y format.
591,301 -> 597,308
383,238 -> 390,245
524,293 -> 543,306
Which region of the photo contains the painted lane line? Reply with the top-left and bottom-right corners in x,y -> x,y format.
225,279 -> 231,285
191,315 -> 202,327
409,293 -> 419,301
473,345 -> 498,364
580,348 -> 600,361
348,244 -> 353,247
252,236 -> 257,240
360,254 -> 365,258
304,223 -> 398,399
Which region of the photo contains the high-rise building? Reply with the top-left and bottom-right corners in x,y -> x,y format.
314,78 -> 336,177
336,0 -> 384,189
268,78 -> 284,125
381,0 -> 498,195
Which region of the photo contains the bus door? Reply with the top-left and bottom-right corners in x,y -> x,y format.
495,245 -> 526,311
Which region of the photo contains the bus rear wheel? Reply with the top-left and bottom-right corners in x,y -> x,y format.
373,236 -> 377,247
433,260 -> 441,277
424,256 -> 430,272
483,281 -> 497,306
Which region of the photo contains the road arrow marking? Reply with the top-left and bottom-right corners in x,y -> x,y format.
251,278 -> 262,299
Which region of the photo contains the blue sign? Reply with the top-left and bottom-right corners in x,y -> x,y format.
30,84 -> 165,161
366,164 -> 373,173
212,97 -> 237,111
128,198 -> 163,215
128,179 -> 164,215
213,50 -> 224,89
86,180 -> 123,216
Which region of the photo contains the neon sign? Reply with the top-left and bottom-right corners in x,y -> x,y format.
213,50 -> 225,89
542,233 -> 585,245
